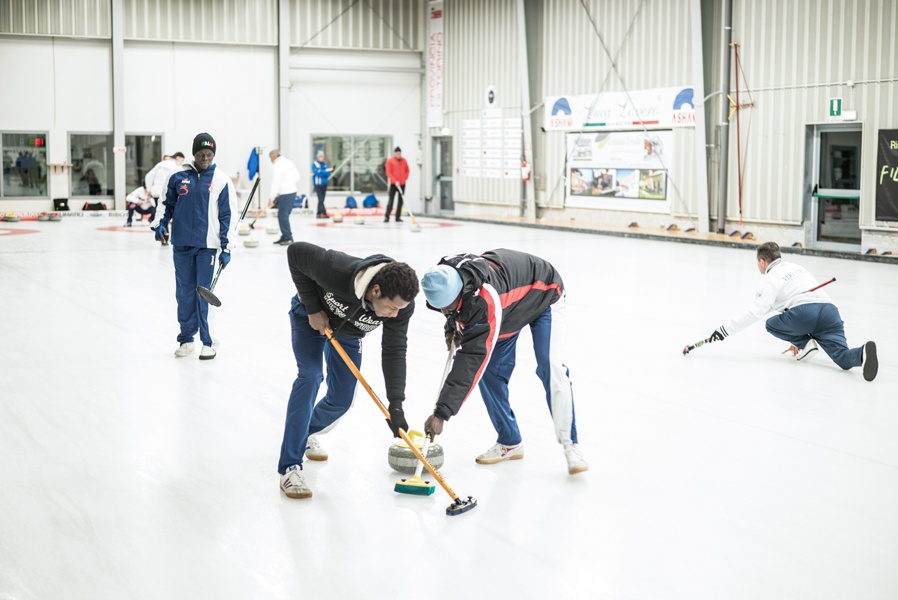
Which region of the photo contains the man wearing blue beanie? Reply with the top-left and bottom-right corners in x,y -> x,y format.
420,249 -> 588,475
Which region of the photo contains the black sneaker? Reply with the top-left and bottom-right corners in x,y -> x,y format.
383,217 -> 390,223
862,341 -> 878,382
395,218 -> 404,222
278,239 -> 293,246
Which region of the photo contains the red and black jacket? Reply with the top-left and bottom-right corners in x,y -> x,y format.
426,249 -> 564,421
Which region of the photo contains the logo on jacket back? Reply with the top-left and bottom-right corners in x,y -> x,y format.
178,178 -> 190,196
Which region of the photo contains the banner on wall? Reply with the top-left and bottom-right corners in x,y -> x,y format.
545,87 -> 695,131
566,130 -> 673,210
875,129 -> 898,221
426,1 -> 444,128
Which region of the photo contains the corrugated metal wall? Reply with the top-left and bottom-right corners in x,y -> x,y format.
0,0 -> 111,38
443,0 -> 523,208
291,0 -> 422,51
538,0 -> 698,214
709,0 -> 898,227
124,0 -> 277,44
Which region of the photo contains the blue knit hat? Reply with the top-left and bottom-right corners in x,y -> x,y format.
422,265 -> 463,309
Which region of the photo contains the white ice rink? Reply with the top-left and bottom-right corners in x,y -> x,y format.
1,213 -> 896,600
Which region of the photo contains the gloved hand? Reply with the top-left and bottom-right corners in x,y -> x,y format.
387,402 -> 408,438
219,249 -> 231,268
709,328 -> 728,342
153,223 -> 167,242
444,327 -> 461,350
424,414 -> 444,438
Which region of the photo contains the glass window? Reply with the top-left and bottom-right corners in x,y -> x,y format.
1,132 -> 48,197
126,134 -> 163,190
311,135 -> 390,193
70,133 -> 114,197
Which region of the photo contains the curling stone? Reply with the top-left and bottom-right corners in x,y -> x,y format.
388,431 -> 444,474
265,225 -> 279,235
37,212 -> 49,222
238,224 -> 250,236
243,236 -> 259,248
332,213 -> 344,223
4,212 -> 20,222
354,216 -> 365,225
49,212 -> 62,221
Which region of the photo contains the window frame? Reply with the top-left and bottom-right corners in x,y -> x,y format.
1,130 -> 50,199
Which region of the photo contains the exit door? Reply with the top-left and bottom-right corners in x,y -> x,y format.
808,125 -> 862,250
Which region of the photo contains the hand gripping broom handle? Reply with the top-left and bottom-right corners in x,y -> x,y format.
323,328 -> 462,502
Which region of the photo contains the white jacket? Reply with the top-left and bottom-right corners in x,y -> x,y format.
145,158 -> 181,199
721,258 -> 833,335
270,156 -> 300,199
126,186 -> 154,210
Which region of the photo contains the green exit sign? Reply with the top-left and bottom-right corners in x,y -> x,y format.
829,98 -> 842,117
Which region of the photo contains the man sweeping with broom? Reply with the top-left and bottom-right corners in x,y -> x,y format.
277,242 -> 419,500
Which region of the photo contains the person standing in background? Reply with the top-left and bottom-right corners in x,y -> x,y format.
145,152 -> 185,212
312,150 -> 332,219
383,146 -> 410,223
154,133 -> 235,361
269,149 -> 301,246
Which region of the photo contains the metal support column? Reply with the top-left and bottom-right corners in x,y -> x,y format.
715,0 -> 733,233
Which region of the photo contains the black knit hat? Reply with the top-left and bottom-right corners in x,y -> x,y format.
394,146 -> 401,153
193,133 -> 216,156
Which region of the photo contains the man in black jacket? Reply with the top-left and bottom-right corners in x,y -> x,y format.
421,249 -> 588,475
278,242 -> 418,499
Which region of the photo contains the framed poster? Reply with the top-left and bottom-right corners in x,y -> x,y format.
565,130 -> 673,211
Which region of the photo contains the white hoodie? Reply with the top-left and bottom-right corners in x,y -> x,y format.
720,258 -> 833,335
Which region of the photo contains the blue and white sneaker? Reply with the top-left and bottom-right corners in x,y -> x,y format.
280,465 -> 312,499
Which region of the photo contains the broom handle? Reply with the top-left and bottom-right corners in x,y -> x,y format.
324,328 -> 460,501
412,345 -> 456,479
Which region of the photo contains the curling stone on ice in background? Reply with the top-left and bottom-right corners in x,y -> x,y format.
332,213 -> 343,223
243,236 -> 259,248
354,216 -> 365,225
265,225 -> 279,235
49,212 -> 62,221
37,212 -> 49,221
4,212 -> 20,222
238,224 -> 250,236
388,430 -> 444,474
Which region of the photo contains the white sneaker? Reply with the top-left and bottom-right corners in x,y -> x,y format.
796,339 -> 819,361
199,345 -> 216,360
564,443 -> 589,475
304,435 -> 328,461
280,465 -> 312,499
475,442 -> 524,464
174,342 -> 194,357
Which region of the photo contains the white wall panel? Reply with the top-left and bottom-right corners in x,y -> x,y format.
54,38 -> 113,130
708,0 -> 898,229
0,38 -> 56,129
123,0 -> 277,45
289,48 -> 422,212
539,0 -> 697,217
125,42 -> 278,184
291,0 -> 422,51
0,0 -> 111,38
442,0 -> 522,211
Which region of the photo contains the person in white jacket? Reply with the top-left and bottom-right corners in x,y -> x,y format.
269,149 -> 301,246
124,185 -> 156,226
145,152 -> 185,207
708,241 -> 878,381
